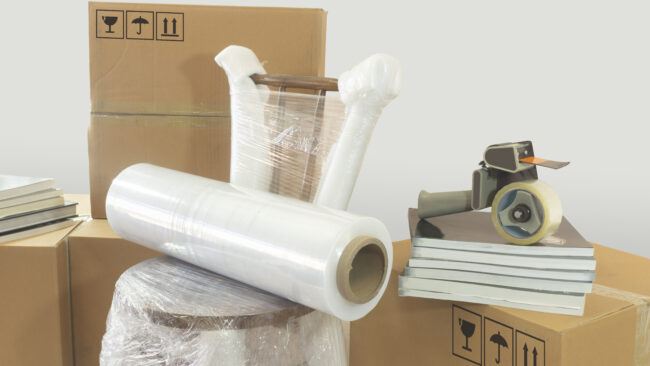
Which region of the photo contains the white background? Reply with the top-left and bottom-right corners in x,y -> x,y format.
1,1 -> 649,257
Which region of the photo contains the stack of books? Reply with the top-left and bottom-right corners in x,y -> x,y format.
0,175 -> 79,243
399,208 -> 596,315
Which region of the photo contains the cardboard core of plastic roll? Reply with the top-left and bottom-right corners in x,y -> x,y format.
336,236 -> 388,304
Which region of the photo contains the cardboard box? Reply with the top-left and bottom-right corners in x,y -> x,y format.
351,241 -> 650,366
68,219 -> 160,366
0,194 -> 89,366
88,2 -> 328,218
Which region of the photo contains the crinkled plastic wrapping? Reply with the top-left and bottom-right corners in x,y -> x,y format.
106,163 -> 392,321
215,45 -> 402,210
100,256 -> 347,366
229,87 -> 346,203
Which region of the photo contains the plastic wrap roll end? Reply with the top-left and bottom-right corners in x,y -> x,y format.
336,236 -> 388,304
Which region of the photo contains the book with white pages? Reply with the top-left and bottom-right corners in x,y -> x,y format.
0,202 -> 78,234
408,208 -> 594,257
411,246 -> 596,271
0,196 -> 65,219
0,175 -> 55,201
398,288 -> 584,316
404,266 -> 593,293
398,276 -> 585,315
408,258 -> 595,282
0,188 -> 63,209
0,218 -> 81,244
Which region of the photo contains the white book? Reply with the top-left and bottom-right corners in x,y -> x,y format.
0,175 -> 55,201
411,247 -> 596,271
399,276 -> 585,311
0,196 -> 65,219
0,188 -> 63,209
0,202 -> 78,234
398,288 -> 584,316
0,218 -> 80,244
408,258 -> 595,282
404,267 -> 592,294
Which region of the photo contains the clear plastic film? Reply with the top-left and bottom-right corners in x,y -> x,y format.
229,86 -> 346,203
105,163 -> 392,321
100,256 -> 347,366
215,45 -> 401,209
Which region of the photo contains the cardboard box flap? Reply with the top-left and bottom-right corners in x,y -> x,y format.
69,219 -> 120,240
593,244 -> 650,296
89,2 -> 327,116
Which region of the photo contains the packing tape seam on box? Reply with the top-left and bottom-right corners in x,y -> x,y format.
90,112 -> 232,118
592,284 -> 650,366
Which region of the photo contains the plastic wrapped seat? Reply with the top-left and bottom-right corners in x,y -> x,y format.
100,256 -> 347,366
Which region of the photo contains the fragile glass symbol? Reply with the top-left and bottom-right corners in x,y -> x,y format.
102,16 -> 118,33
131,16 -> 149,35
459,318 -> 476,352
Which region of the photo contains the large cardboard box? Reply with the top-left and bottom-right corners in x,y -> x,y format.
88,2 -> 327,218
68,219 -> 160,366
0,194 -> 89,366
351,241 -> 650,366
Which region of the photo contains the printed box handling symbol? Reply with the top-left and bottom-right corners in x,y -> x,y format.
96,9 -> 124,39
126,11 -> 154,40
484,317 -> 513,366
452,305 -> 482,365
516,330 -> 545,366
156,12 -> 184,41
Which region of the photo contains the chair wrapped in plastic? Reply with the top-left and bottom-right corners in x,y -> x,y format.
100,257 -> 347,366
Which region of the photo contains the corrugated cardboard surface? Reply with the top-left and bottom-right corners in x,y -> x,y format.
0,194 -> 89,366
68,219 -> 160,366
88,114 -> 230,218
351,241 -> 650,366
89,2 -> 327,115
88,2 -> 328,218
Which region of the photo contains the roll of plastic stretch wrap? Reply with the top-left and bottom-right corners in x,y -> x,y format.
106,163 -> 392,321
100,256 -> 347,366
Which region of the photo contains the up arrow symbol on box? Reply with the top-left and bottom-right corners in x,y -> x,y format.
523,343 -> 528,366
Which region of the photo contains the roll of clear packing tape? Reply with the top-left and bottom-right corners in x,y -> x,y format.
106,163 -> 392,321
491,180 -> 563,245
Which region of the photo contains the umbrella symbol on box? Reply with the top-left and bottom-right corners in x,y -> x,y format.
490,331 -> 509,364
131,16 -> 149,35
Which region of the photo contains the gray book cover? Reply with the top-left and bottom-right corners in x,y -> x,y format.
408,208 -> 593,256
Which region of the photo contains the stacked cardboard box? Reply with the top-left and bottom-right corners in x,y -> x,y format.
70,3 -> 329,365
351,241 -> 650,366
88,1 -> 328,218
0,194 -> 88,366
68,220 -> 160,366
